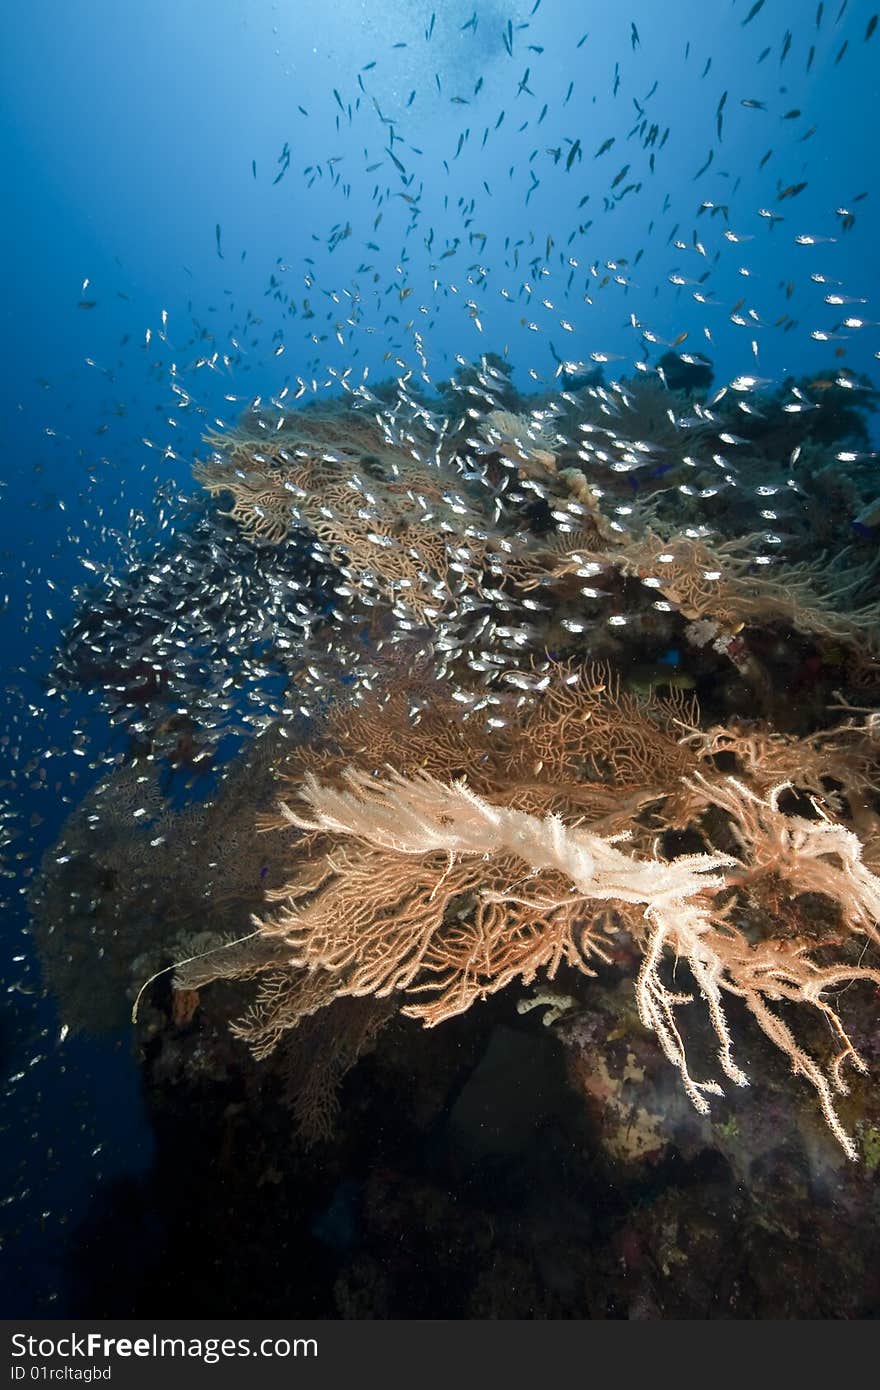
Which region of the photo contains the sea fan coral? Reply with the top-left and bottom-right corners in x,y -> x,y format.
223,762 -> 880,1158
477,408 -> 559,473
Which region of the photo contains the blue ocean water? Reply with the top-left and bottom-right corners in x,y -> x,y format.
1,0 -> 878,1318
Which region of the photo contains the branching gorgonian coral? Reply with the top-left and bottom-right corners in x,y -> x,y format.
164,651 -> 880,1160
241,763 -> 879,1158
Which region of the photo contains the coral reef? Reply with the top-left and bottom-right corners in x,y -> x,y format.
34,357 -> 880,1169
